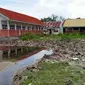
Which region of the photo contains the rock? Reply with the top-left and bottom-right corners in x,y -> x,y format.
65,80 -> 73,85
82,58 -> 85,62
5,39 -> 85,64
72,58 -> 79,61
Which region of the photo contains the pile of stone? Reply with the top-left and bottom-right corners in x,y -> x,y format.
1,38 -> 85,64
16,39 -> 85,63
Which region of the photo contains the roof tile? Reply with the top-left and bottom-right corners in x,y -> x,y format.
0,8 -> 44,25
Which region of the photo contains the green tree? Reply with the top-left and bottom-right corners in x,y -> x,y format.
41,14 -> 65,22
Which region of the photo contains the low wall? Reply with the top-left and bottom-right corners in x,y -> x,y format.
0,30 -> 43,37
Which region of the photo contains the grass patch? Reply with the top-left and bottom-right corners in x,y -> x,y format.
60,33 -> 85,39
20,61 -> 85,85
20,33 -> 59,41
20,33 -> 85,41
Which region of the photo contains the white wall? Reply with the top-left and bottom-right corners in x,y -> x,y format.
52,28 -> 59,34
59,21 -> 63,33
0,14 -> 8,29
0,15 -> 7,20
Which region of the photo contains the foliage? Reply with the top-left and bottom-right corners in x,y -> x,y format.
60,33 -> 85,39
41,14 -> 65,22
20,33 -> 58,41
20,33 -> 85,41
21,61 -> 85,85
20,33 -> 40,40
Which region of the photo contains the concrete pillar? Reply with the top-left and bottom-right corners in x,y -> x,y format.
26,47 -> 28,51
0,51 -> 3,61
35,25 -> 37,31
15,48 -> 18,56
36,26 -> 38,31
15,23 -> 17,30
8,50 -> 11,59
38,26 -> 39,31
35,26 -> 37,32
27,25 -> 30,31
39,26 -> 41,31
78,28 -> 80,32
21,47 -> 23,53
42,26 -> 44,31
7,21 -> 10,29
72,28 -> 73,32
31,26 -> 32,31
33,25 -> 35,31
18,24 -> 22,36
32,26 -> 33,31
60,21 -> 63,34
21,24 -> 22,30
35,26 -> 37,31
42,27 -> 43,31
26,26 -> 28,30
0,20 -> 2,29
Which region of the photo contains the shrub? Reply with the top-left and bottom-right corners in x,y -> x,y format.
20,33 -> 40,40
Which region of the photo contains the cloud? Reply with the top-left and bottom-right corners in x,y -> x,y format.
0,0 -> 85,19
30,0 -> 71,18
68,0 -> 85,18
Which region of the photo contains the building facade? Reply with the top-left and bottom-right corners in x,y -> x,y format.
44,21 -> 63,34
63,19 -> 85,34
0,8 -> 44,37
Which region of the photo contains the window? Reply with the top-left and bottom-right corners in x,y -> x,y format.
22,26 -> 26,30
54,28 -> 58,32
1,20 -> 8,29
29,25 -> 32,31
35,26 -> 37,31
37,27 -> 39,31
54,29 -> 58,32
36,26 -> 38,31
40,26 -> 42,31
16,26 -> 21,30
27,26 -> 30,30
10,25 -> 15,29
2,25 -> 7,29
35,26 -> 38,31
27,25 -> 31,30
32,25 -> 36,31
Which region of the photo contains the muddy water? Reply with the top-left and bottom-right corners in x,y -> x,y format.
0,46 -> 53,85
0,46 -> 40,61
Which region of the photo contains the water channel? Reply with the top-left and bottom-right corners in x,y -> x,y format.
0,46 -> 53,85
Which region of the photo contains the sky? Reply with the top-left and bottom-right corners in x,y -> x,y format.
0,0 -> 85,19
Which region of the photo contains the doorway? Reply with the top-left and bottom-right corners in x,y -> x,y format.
48,29 -> 52,34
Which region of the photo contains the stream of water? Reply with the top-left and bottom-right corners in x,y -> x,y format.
0,47 -> 53,85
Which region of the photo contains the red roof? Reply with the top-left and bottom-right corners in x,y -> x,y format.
44,22 -> 62,28
0,8 -> 44,25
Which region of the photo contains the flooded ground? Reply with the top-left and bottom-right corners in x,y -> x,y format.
0,46 -> 42,62
0,46 -> 53,85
